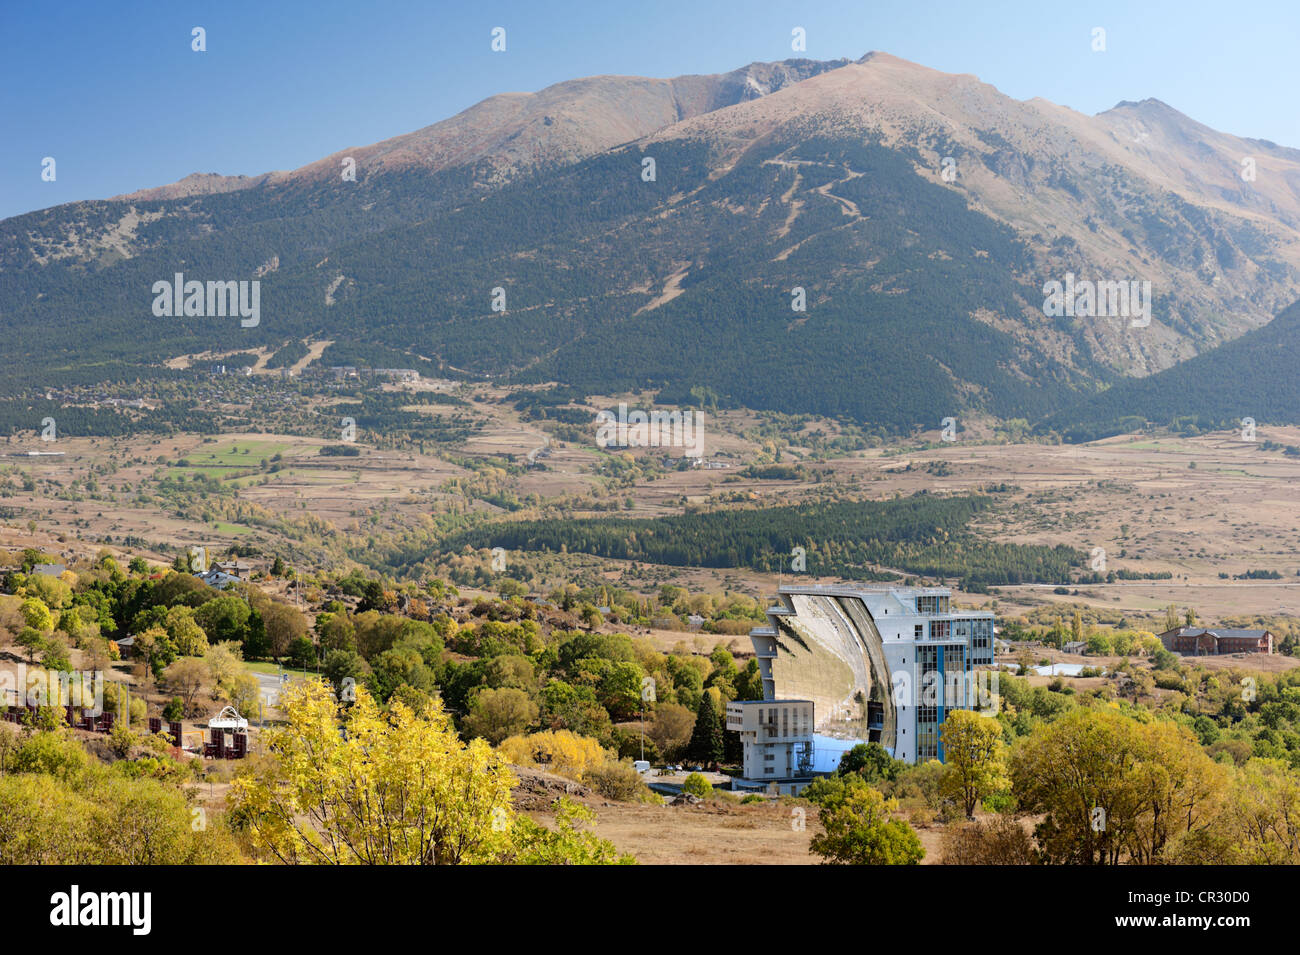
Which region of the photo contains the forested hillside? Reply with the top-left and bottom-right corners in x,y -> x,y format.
1043,298 -> 1300,442
0,133 -> 1097,431
446,493 -> 1086,585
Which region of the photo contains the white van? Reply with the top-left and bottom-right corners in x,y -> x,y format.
632,760 -> 652,775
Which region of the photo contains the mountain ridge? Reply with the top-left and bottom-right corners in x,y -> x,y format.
108,58 -> 855,204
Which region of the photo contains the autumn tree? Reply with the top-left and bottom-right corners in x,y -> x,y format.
163,657 -> 209,716
24,575 -> 71,612
260,601 -> 308,660
225,671 -> 262,719
939,710 -> 1008,820
228,680 -> 625,864
498,729 -> 605,778
464,687 -> 538,744
810,785 -> 924,865
648,702 -> 695,762
19,597 -> 53,635
1183,758 -> 1300,864
1011,708 -> 1226,864
164,605 -> 209,657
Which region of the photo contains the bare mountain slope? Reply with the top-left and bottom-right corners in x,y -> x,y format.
637,52 -> 1300,374
112,58 -> 851,202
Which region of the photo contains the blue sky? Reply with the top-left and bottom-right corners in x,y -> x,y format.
2,0 -> 1296,220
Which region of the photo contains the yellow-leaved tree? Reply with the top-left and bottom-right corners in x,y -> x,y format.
230,680 -> 633,865
938,710 -> 1008,820
498,729 -> 606,779
231,680 -> 514,864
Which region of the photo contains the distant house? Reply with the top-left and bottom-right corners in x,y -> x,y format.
196,569 -> 242,589
687,614 -> 706,629
214,560 -> 253,580
31,563 -> 66,577
1062,640 -> 1087,655
1160,626 -> 1273,655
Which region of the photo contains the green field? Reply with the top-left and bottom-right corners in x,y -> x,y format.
210,521 -> 253,535
186,440 -> 292,466
1114,439 -> 1196,453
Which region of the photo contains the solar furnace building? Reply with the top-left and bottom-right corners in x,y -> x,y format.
745,585 -> 994,769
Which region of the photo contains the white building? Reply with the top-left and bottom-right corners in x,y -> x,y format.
726,699 -> 814,795
746,585 -> 995,769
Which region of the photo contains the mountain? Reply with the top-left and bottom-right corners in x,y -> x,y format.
4,52 -> 1300,432
112,59 -> 852,201
1042,297 -> 1300,442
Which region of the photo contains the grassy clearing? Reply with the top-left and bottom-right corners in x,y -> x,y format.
186,440 -> 292,466
244,661 -> 321,680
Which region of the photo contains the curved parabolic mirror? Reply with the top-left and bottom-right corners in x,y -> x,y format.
766,593 -> 896,750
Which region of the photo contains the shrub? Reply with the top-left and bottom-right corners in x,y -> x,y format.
681,772 -> 712,798
909,806 -> 936,828
584,760 -> 649,801
810,786 -> 924,865
982,791 -> 1017,814
939,816 -> 1036,865
108,724 -> 138,759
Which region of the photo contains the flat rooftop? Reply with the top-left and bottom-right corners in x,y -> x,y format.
728,699 -> 813,705
778,583 -> 952,596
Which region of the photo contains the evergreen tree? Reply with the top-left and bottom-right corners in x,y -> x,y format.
688,691 -> 724,766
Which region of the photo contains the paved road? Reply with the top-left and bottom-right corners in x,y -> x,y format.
253,671 -> 287,706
